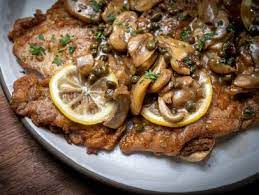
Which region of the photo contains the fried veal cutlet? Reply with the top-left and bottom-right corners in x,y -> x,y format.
120,85 -> 259,161
8,0 -> 259,161
9,0 -> 95,77
11,74 -> 125,152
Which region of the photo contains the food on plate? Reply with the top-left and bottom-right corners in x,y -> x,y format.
49,65 -> 118,125
8,0 -> 259,161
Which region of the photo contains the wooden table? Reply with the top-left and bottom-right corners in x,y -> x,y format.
0,87 -> 258,194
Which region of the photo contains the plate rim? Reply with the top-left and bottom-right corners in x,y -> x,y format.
1,67 -> 258,194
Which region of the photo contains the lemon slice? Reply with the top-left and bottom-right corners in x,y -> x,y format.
141,71 -> 213,127
50,65 -> 118,125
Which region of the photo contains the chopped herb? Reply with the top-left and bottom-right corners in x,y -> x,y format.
115,20 -> 123,26
182,56 -> 196,74
227,24 -> 235,33
107,14 -> 116,23
69,45 -> 76,54
95,31 -> 105,41
197,39 -> 206,51
204,32 -> 216,40
145,70 -> 160,81
59,34 -> 72,46
38,34 -> 45,41
183,56 -> 192,65
51,34 -> 56,41
197,32 -> 216,51
58,47 -> 66,53
180,27 -> 191,42
243,106 -> 255,120
29,43 -> 46,56
122,4 -> 129,11
91,0 -> 102,12
53,56 -> 62,66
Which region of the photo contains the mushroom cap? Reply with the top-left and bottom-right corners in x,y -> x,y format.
64,0 -> 101,23
109,11 -> 138,52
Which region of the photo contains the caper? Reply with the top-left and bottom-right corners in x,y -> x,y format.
101,64 -> 109,75
103,26 -> 113,37
105,89 -> 114,99
185,100 -> 196,113
131,75 -> 140,84
90,43 -> 98,50
106,80 -> 117,89
243,106 -> 255,120
134,123 -> 144,131
146,39 -> 157,51
92,67 -> 102,77
88,73 -> 97,84
91,48 -> 98,57
135,28 -> 145,34
158,47 -> 167,54
99,55 -> 108,62
101,44 -> 111,53
151,13 -> 162,22
98,23 -> 105,31
164,52 -> 172,64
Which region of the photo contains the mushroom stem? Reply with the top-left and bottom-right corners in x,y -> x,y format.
103,88 -> 130,129
130,56 -> 166,115
233,72 -> 259,89
149,69 -> 172,93
158,97 -> 185,123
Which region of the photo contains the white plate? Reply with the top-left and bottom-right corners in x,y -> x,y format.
0,0 -> 258,193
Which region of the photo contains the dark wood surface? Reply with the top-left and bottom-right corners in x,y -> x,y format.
0,86 -> 258,195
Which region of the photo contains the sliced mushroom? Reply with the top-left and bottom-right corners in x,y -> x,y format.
175,76 -> 194,88
149,69 -> 172,93
138,53 -> 158,73
161,91 -> 174,104
75,54 -> 94,76
172,89 -> 195,108
103,86 -> 130,129
128,33 -> 157,69
241,0 -> 258,33
102,0 -> 129,23
129,0 -> 162,12
108,55 -> 131,85
157,36 -> 194,75
198,0 -> 219,24
130,56 -> 165,115
158,97 -> 185,123
130,76 -> 151,115
208,53 -> 236,74
209,60 -> 236,74
233,72 -> 259,89
226,85 -> 251,95
109,11 -> 138,52
65,0 -> 102,23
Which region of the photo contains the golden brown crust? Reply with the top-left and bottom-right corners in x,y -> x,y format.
10,0 -> 95,77
11,75 -> 125,152
119,85 -> 259,160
